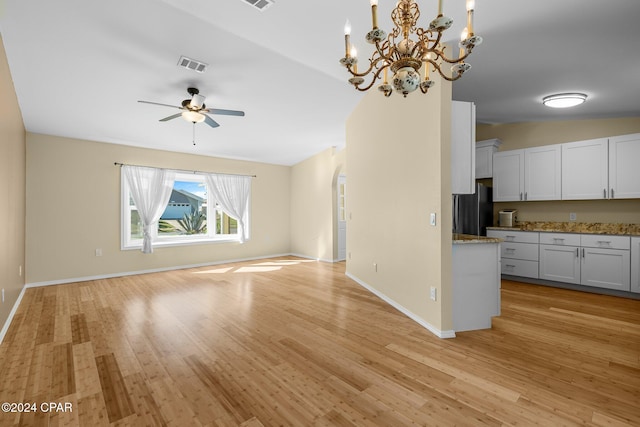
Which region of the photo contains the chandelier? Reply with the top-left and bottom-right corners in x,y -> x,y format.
340,0 -> 482,97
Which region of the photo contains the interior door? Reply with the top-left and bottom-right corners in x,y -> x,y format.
337,175 -> 347,261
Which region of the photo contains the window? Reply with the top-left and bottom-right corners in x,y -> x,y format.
122,170 -> 248,250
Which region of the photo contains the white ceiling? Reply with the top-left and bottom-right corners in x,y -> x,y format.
1,0 -> 639,166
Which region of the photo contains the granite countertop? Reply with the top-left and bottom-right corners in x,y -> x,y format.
487,221 -> 640,236
452,233 -> 502,244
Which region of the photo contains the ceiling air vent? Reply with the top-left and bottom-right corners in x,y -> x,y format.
177,56 -> 208,73
242,0 -> 275,12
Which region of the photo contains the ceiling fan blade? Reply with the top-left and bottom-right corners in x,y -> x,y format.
205,108 -> 245,117
138,100 -> 182,109
204,114 -> 220,128
159,113 -> 182,122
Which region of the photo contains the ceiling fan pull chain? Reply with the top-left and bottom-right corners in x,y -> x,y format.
192,123 -> 196,145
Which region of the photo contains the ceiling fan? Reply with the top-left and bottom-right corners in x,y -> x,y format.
138,87 -> 245,129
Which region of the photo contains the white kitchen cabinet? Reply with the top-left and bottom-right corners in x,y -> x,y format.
631,237 -> 640,294
524,145 -> 562,200
608,133 -> 640,199
580,235 -> 630,291
539,233 -> 581,284
492,150 -> 524,201
451,101 -> 476,194
475,139 -> 501,179
493,145 -> 560,201
561,138 -> 609,200
487,229 -> 539,278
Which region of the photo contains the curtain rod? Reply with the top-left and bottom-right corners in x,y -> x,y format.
114,162 -> 257,178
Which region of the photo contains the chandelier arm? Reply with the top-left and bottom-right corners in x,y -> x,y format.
353,67 -> 387,92
433,65 -> 462,82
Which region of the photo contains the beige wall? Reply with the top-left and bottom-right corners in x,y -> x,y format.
290,147 -> 345,261
26,133 -> 292,284
477,118 -> 640,224
346,78 -> 453,334
0,36 -> 26,332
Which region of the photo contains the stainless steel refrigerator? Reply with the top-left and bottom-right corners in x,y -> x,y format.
453,183 -> 493,236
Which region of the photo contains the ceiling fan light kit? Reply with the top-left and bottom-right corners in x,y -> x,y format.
182,110 -> 205,123
340,0 -> 482,98
542,93 -> 587,108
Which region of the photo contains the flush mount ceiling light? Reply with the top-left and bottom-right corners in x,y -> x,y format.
340,0 -> 482,98
542,93 -> 587,108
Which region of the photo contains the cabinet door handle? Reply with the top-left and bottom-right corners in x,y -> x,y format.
505,248 -> 516,252
525,192 -> 528,200
505,264 -> 516,268
520,192 -> 523,201
576,247 -> 579,257
597,240 -> 612,246
611,188 -> 615,199
582,248 -> 585,258
553,238 -> 565,242
604,188 -> 607,199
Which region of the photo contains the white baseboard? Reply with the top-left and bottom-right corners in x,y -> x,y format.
288,253 -> 339,263
345,272 -> 456,339
0,285 -> 27,345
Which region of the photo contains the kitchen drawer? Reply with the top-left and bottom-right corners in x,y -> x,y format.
487,230 -> 539,244
539,232 -> 581,246
580,234 -> 630,250
501,242 -> 539,261
501,258 -> 539,279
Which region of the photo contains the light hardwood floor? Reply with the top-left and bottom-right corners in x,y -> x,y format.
1,257 -> 639,426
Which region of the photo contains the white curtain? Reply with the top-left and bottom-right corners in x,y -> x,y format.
205,174 -> 251,243
123,165 -> 175,253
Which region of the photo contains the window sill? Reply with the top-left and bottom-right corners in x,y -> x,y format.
122,236 -> 243,251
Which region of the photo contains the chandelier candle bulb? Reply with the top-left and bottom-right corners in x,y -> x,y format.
384,66 -> 388,84
351,46 -> 358,73
459,28 -> 468,58
344,20 -> 352,57
370,0 -> 379,29
466,0 -> 475,34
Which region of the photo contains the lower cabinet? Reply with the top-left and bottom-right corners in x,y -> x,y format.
540,233 -> 630,291
540,244 -> 581,284
581,246 -> 630,291
491,229 -> 634,293
632,237 -> 640,294
487,230 -> 539,278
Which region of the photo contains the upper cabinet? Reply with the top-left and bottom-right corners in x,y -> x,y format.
493,145 -> 561,202
492,133 -> 639,202
475,139 -> 501,179
609,133 -> 640,199
525,145 -> 562,200
493,150 -> 525,201
451,101 -> 476,194
562,134 -> 640,200
561,138 -> 609,200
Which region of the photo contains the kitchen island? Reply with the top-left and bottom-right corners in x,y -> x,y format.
452,234 -> 502,332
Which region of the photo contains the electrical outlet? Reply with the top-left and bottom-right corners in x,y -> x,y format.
95,248 -> 103,257
430,286 -> 437,301
569,212 -> 577,221
373,262 -> 378,272
19,265 -> 22,277
430,213 -> 437,226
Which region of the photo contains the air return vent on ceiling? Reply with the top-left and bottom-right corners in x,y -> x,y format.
242,0 -> 275,12
177,56 -> 208,73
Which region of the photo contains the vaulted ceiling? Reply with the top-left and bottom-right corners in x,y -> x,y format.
1,0 -> 639,165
